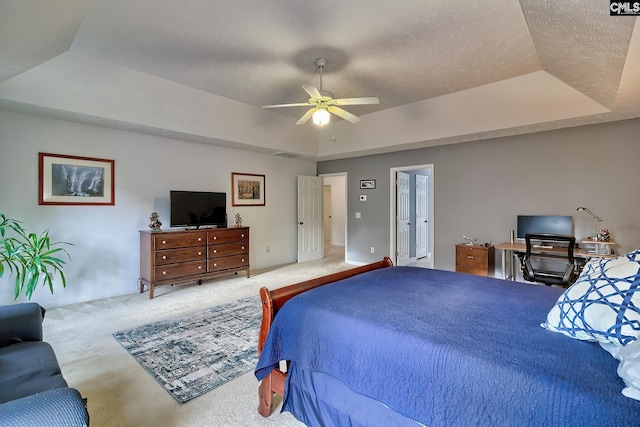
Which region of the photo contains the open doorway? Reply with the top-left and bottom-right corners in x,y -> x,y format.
320,173 -> 347,263
389,164 -> 434,268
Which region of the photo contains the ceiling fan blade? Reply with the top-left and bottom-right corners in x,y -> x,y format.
302,84 -> 323,99
328,106 -> 361,123
261,102 -> 310,109
334,96 -> 380,106
296,108 -> 315,125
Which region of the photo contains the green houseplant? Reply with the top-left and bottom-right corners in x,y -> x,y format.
0,213 -> 71,300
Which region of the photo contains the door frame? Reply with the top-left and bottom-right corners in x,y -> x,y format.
319,172 -> 348,263
323,184 -> 332,244
389,164 -> 434,268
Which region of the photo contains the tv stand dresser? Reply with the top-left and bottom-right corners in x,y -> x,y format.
139,227 -> 249,298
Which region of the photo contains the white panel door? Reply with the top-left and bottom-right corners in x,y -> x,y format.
396,171 -> 411,266
416,174 -> 428,259
297,175 -> 324,262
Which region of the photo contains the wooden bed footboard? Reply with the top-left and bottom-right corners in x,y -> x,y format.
257,257 -> 394,417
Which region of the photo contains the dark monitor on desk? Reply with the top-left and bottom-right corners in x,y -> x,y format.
516,215 -> 573,239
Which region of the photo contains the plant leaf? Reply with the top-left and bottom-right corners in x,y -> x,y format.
1,213 -> 72,300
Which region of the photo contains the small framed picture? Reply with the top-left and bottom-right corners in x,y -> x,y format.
232,172 -> 265,206
39,152 -> 115,205
360,179 -> 376,189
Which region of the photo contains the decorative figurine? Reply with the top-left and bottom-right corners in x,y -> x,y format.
149,212 -> 162,231
234,213 -> 242,228
462,235 -> 477,246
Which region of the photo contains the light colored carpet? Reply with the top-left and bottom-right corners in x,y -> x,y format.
43,246 -> 350,427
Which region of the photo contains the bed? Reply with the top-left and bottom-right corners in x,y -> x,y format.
255,256 -> 640,426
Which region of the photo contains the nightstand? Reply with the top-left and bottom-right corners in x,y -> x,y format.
455,243 -> 495,277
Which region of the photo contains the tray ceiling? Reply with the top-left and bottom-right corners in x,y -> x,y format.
0,0 -> 638,159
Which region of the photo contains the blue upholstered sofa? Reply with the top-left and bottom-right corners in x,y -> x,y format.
0,303 -> 89,426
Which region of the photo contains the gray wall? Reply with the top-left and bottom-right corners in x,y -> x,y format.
317,118 -> 640,273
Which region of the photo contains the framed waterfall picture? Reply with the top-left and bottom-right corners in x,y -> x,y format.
231,172 -> 265,206
38,152 -> 115,205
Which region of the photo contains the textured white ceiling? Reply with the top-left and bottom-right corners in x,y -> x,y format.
0,0 -> 638,159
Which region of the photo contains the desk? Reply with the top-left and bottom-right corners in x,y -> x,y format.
495,242 -> 616,281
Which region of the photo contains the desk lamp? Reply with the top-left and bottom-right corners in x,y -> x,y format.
576,207 -> 603,240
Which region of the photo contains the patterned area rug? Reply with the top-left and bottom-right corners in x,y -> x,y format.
113,296 -> 261,403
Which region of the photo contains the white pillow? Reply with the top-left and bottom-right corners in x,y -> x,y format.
616,339 -> 640,401
541,249 -> 640,346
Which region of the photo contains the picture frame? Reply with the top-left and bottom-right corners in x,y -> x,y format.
38,152 -> 115,206
231,172 -> 265,206
360,179 -> 376,189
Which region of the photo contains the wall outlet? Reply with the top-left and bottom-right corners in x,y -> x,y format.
360,195 -> 367,201
355,212 -> 361,218
370,246 -> 375,253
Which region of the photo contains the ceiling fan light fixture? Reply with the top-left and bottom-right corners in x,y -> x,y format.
312,108 -> 330,126
262,57 -> 379,126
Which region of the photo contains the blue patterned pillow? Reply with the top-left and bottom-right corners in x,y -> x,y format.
542,249 -> 640,345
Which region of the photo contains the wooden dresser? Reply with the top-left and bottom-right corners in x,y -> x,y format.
455,243 -> 495,277
139,227 -> 249,298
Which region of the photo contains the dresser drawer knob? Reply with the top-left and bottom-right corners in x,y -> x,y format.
242,258 -> 245,262
162,271 -> 167,275
213,249 -> 217,253
198,265 -> 202,269
214,236 -> 217,240
198,237 -> 202,242
241,234 -> 245,237
214,263 -> 217,267
198,251 -> 202,255
162,240 -> 166,244
162,255 -> 167,260
241,246 -> 245,250
467,256 -> 475,259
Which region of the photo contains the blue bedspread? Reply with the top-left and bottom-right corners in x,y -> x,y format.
255,267 -> 640,426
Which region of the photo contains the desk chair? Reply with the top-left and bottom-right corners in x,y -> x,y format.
520,233 -> 577,287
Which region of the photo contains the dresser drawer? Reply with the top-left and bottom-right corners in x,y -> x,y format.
456,247 -> 488,267
207,228 -> 248,244
155,247 -> 206,265
208,255 -> 249,272
457,265 -> 489,276
153,232 -> 206,249
155,260 -> 206,280
208,242 -> 248,258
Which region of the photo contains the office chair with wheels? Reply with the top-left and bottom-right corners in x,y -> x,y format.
520,233 -> 577,287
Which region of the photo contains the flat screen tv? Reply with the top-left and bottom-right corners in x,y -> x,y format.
170,190 -> 227,229
516,215 -> 572,239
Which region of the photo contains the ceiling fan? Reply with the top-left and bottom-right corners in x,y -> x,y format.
261,58 -> 380,126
